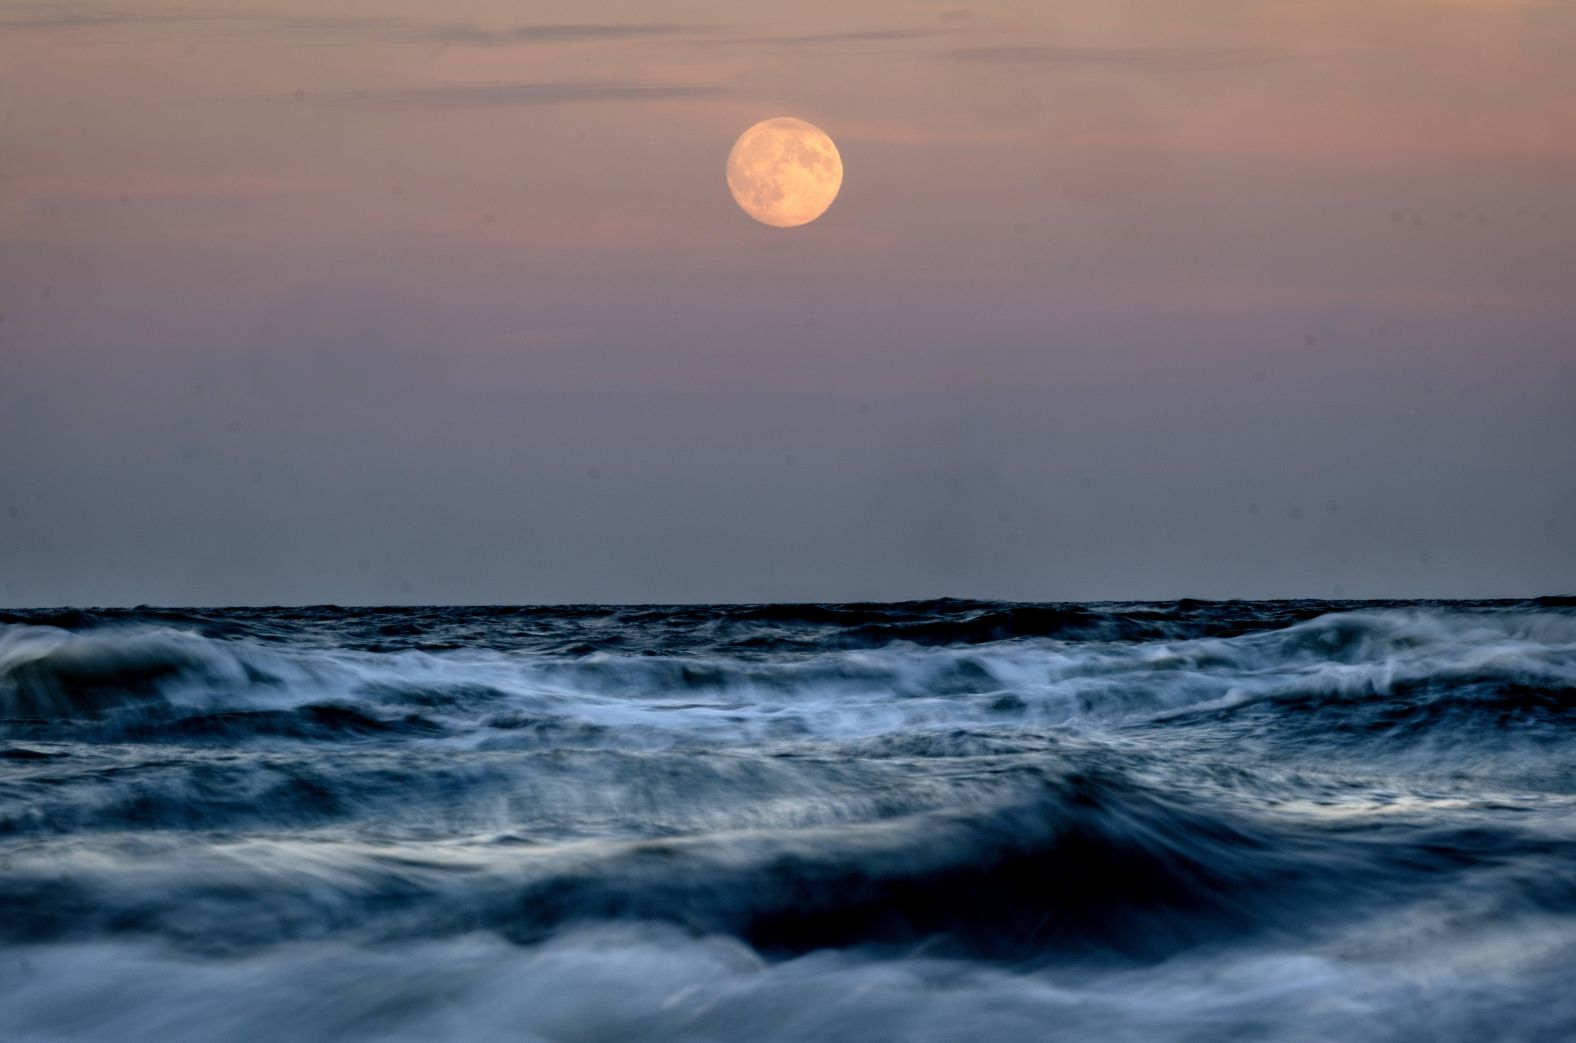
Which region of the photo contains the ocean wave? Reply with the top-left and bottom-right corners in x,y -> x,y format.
0,625 -> 233,718
4,926 -> 1574,1043
5,761 -> 1572,987
4,605 -> 1573,743
0,769 -> 1389,955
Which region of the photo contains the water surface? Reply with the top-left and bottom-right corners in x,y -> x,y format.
2,599 -> 1573,1040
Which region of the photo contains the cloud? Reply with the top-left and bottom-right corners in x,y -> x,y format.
715,29 -> 941,46
948,44 -> 1282,72
286,80 -> 726,108
434,23 -> 707,45
265,18 -> 712,47
0,6 -> 940,52
0,5 -> 711,46
0,4 -> 222,31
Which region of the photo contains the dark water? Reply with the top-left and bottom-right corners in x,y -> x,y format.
2,599 -> 1575,1041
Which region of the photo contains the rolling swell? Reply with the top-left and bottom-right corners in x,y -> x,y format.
2,599 -> 1575,1041
0,768 -> 1427,959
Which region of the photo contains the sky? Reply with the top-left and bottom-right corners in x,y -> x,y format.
1,0 -> 1573,605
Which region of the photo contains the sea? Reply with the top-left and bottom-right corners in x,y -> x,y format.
1,598 -> 1574,1041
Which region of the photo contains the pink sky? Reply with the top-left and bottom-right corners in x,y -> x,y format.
1,0 -> 1572,603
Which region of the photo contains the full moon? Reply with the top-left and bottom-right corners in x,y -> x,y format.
726,117 -> 843,228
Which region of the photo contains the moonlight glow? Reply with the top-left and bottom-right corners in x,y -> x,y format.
726,117 -> 843,228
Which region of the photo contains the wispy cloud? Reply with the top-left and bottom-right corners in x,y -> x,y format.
0,4 -> 225,30
715,29 -> 941,47
948,44 -> 1283,72
287,80 -> 726,108
264,17 -> 712,47
0,5 -> 947,51
431,23 -> 707,45
0,5 -> 711,46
